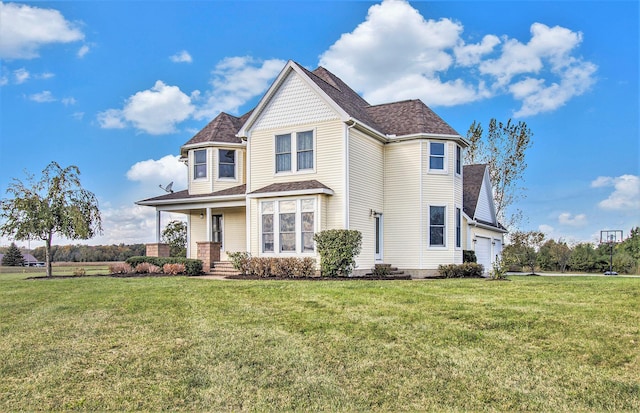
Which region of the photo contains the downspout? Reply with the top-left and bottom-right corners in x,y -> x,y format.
419,142 -> 423,269
345,120 -> 357,229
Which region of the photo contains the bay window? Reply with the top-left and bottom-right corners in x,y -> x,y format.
261,198 -> 316,254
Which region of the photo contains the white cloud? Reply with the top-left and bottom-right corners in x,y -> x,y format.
558,212 -> 587,227
318,0 -> 596,116
126,155 -> 187,190
61,97 -> 77,106
98,80 -> 195,135
77,44 -> 90,58
170,50 -> 192,63
0,75 -> 8,86
538,224 -> 555,236
0,2 -> 84,59
14,68 -> 30,84
592,175 -> 640,211
194,56 -> 285,120
29,90 -> 56,103
36,72 -> 55,80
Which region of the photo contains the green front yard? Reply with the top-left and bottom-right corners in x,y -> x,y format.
0,271 -> 638,411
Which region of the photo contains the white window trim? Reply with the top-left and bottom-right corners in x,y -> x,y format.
455,206 -> 462,249
211,214 -> 223,250
428,204 -> 447,248
193,148 -> 209,181
259,197 -> 317,256
428,141 -> 448,174
216,148 -> 238,182
273,129 -> 317,176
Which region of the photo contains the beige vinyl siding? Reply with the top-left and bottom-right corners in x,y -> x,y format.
349,128 -> 384,270
384,141 -> 422,268
218,207 -> 246,261
475,178 -> 494,224
189,148 -> 213,195
188,210 -> 207,259
421,141 -> 464,268
248,119 -> 345,255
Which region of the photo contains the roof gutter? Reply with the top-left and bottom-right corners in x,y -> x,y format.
467,217 -> 509,234
346,118 -> 387,143
136,193 -> 246,207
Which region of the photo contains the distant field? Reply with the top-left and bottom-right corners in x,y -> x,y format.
0,273 -> 638,411
0,262 -> 114,276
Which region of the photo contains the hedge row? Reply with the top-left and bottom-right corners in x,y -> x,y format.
125,256 -> 203,276
228,252 -> 316,278
438,262 -> 484,278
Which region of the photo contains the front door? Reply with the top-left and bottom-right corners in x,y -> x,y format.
212,214 -> 223,246
374,214 -> 383,261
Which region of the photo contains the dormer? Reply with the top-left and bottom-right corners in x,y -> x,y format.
181,111 -> 251,195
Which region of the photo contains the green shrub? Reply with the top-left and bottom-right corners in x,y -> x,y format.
463,250 -> 477,263
438,262 -> 484,278
125,256 -> 203,276
489,258 -> 509,280
314,229 -> 362,277
372,264 -> 391,277
227,251 -> 251,275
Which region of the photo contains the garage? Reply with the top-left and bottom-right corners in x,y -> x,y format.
475,236 -> 492,275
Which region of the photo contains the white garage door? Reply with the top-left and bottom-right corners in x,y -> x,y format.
476,237 -> 491,275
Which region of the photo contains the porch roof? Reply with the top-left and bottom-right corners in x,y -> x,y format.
136,184 -> 246,206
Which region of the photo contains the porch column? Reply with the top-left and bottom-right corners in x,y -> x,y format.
206,207 -> 212,242
156,210 -> 161,243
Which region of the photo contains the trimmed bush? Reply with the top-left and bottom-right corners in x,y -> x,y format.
314,229 -> 362,277
463,250 -> 477,263
109,263 -> 133,274
227,251 -> 251,275
162,263 -> 186,275
295,257 -> 317,278
438,262 -> 484,278
125,256 -> 203,276
135,262 -> 161,274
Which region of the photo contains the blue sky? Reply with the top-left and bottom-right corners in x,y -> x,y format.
0,0 -> 638,247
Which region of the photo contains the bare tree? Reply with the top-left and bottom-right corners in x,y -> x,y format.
465,119 -> 533,230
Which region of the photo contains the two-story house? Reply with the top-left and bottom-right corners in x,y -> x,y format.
137,60 -> 506,276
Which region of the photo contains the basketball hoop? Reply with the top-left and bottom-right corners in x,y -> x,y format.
600,230 -> 623,275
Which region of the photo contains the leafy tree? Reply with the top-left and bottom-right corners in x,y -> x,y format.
1,242 -> 24,266
538,239 -> 572,273
314,229 -> 362,277
619,227 -> 640,274
0,162 -> 102,277
569,243 -> 598,272
465,119 -> 533,229
503,231 -> 545,274
162,220 -> 187,258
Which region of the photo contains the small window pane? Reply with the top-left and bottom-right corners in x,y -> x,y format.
263,234 -> 274,252
430,157 -> 444,170
280,233 -> 296,252
276,134 -> 291,152
431,142 -> 444,156
301,199 -> 315,211
276,153 -> 291,172
195,150 -> 207,164
297,131 -> 313,150
430,206 -> 445,225
302,212 -> 314,232
297,151 -> 313,170
302,233 -> 314,252
262,214 -> 273,233
195,164 -> 207,179
430,227 -> 444,246
262,201 -> 274,214
219,164 -> 235,178
276,134 -> 292,173
279,200 -> 296,213
279,213 -> 295,232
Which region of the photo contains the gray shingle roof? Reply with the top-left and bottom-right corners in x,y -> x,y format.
138,184 -> 246,204
463,164 -> 486,219
182,111 -> 252,147
249,180 -> 332,195
183,62 -> 460,148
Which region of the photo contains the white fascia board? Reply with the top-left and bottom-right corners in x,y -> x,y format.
246,187 -> 334,199
388,133 -> 469,147
136,194 -> 246,207
154,199 -> 246,212
467,219 -> 509,234
348,119 -> 387,143
181,141 -> 246,152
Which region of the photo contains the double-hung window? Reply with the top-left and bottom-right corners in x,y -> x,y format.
430,206 -> 446,247
218,149 -> 236,179
275,130 -> 313,173
455,145 -> 461,175
429,142 -> 445,171
275,134 -> 292,173
194,149 -> 207,179
261,198 -> 316,254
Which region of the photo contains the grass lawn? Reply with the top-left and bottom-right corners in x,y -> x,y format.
0,271 -> 638,411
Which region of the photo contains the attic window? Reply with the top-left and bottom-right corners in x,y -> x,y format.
194,149 -> 207,179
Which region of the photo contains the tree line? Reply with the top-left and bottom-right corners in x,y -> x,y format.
504,227 -> 640,274
28,244 -> 146,263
